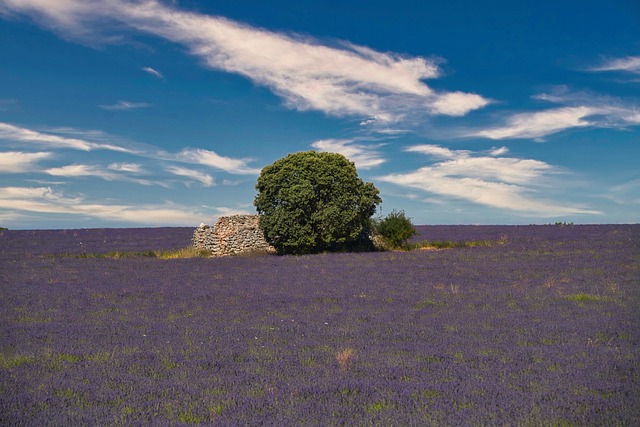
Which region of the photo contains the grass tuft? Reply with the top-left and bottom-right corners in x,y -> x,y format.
55,247 -> 213,259
564,293 -> 606,303
336,348 -> 356,371
407,239 -> 496,250
414,298 -> 446,309
156,247 -> 212,259
0,353 -> 36,369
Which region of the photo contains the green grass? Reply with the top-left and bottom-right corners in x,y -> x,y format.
54,247 -> 213,259
0,353 -> 36,369
406,239 -> 497,250
413,389 -> 441,400
366,400 -> 396,413
563,293 -> 606,303
52,238 -> 502,259
414,298 -> 446,309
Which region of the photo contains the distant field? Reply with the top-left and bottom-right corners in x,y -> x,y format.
1,225 -> 639,425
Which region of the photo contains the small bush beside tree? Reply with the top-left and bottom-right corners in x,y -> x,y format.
254,151 -> 381,255
374,210 -> 417,249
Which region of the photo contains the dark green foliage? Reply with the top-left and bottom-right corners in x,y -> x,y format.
375,210 -> 417,249
254,151 -> 381,254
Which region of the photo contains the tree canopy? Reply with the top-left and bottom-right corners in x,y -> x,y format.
374,210 -> 417,249
254,151 -> 381,254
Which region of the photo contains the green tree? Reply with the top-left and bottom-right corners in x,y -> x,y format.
254,151 -> 381,254
375,210 -> 417,249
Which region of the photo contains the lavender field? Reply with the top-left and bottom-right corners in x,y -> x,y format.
1,225 -> 639,425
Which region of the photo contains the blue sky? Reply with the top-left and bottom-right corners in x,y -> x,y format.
1,0 -> 639,229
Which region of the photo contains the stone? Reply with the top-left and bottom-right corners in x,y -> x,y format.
192,214 -> 275,257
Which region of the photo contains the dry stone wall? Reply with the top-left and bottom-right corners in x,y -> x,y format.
192,214 -> 275,256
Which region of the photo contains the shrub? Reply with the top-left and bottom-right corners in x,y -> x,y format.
375,210 -> 417,249
254,151 -> 381,255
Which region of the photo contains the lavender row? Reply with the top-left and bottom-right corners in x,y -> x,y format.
0,227 -> 194,258
413,223 -> 639,244
1,225 -> 639,425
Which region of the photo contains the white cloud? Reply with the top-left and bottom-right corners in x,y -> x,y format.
435,157 -> 553,185
0,122 -> 136,153
405,144 -> 468,159
310,138 -> 385,169
0,122 -> 259,175
0,151 -> 52,173
175,148 -> 260,175
99,100 -> 151,110
621,111 -> 640,124
407,145 -> 552,184
0,186 -> 210,226
142,66 -> 163,79
377,144 -> 601,216
369,127 -> 410,135
471,86 -> 640,140
430,92 -> 491,116
108,162 -> 144,173
45,164 -> 119,180
45,163 -> 169,187
43,164 -> 140,182
472,106 -> 597,140
407,144 -> 510,160
489,146 -> 509,156
0,186 -> 83,215
166,165 -> 215,187
590,56 -> 640,74
0,0 -> 490,125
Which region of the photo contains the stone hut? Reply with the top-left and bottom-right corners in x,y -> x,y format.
192,214 -> 275,256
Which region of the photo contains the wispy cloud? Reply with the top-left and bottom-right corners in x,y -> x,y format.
377,144 -> 601,216
175,148 -> 260,175
0,122 -> 259,175
45,164 -> 120,180
601,178 -> 640,205
99,100 -> 151,111
590,56 -> 640,74
142,66 -> 163,79
311,138 -> 385,169
0,186 -> 209,226
166,165 -> 215,187
0,151 -> 52,173
44,163 -> 168,187
0,122 -> 135,152
405,144 -> 470,159
472,106 -> 597,140
108,162 -> 144,173
0,0 -> 490,127
470,87 -> 640,140
0,98 -> 18,111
